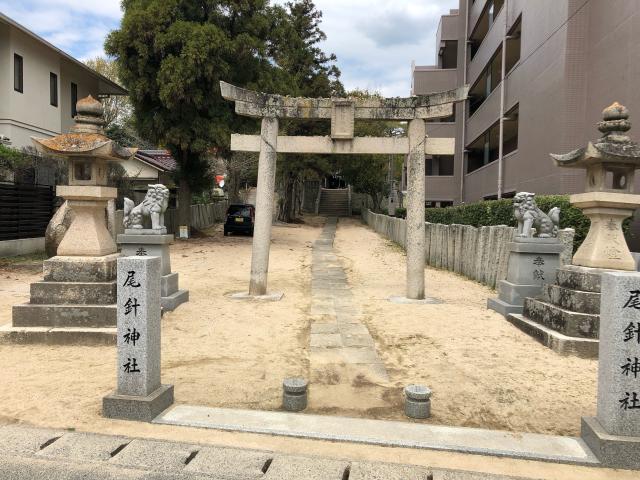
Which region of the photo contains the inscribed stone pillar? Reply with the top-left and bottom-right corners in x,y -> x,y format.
405,119 -> 426,300
581,271 -> 640,469
249,117 -> 279,296
103,256 -> 173,421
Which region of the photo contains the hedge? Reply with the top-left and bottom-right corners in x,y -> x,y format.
423,195 -> 591,251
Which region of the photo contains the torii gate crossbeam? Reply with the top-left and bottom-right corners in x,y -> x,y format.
221,81 -> 468,301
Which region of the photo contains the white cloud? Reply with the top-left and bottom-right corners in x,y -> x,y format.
1,0 -> 459,96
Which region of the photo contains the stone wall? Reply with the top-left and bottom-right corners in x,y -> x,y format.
361,209 -> 575,289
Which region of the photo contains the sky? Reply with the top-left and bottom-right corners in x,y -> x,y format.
0,0 -> 458,97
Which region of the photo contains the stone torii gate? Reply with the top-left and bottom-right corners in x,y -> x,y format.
221,81 -> 468,301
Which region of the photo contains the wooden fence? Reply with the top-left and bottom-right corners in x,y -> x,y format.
0,183 -> 54,241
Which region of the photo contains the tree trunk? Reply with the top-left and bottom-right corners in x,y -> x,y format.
278,172 -> 296,223
177,178 -> 192,234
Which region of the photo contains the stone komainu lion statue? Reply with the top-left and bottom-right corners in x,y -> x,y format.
513,192 -> 560,238
123,184 -> 170,230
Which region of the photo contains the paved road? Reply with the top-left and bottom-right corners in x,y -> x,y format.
0,424 -> 530,479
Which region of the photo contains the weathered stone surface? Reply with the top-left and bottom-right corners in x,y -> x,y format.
523,298 -> 599,338
556,264 -> 608,293
12,303 -> 116,328
109,438 -> 197,472
596,272 -> 640,437
263,455 -> 349,480
102,384 -> 174,422
44,254 -> 119,282
540,284 -> 600,315
184,445 -> 272,477
0,425 -> 63,456
45,201 -> 74,257
30,281 -> 116,305
405,385 -> 431,419
38,432 -> 129,462
506,313 -> 599,358
283,377 -> 308,412
581,416 -> 640,469
350,462 -> 433,480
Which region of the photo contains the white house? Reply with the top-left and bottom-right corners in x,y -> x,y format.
0,12 -> 127,149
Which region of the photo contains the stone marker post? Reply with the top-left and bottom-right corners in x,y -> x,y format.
405,119 -> 427,300
582,271 -> 640,469
103,256 -> 174,422
249,117 -> 279,297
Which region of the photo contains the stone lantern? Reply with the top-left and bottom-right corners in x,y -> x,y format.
4,96 -> 133,344
551,102 -> 640,271
32,96 -> 132,256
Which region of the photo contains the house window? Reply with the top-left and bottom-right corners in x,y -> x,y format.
50,73 -> 58,107
71,82 -> 78,117
14,54 -> 23,93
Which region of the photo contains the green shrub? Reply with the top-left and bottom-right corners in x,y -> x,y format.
394,207 -> 406,218
424,195 -> 592,250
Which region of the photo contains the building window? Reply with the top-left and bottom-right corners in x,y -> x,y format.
426,155 -> 455,176
505,16 -> 522,74
50,73 -> 58,107
466,103 -> 519,174
14,54 -> 23,93
439,40 -> 458,69
426,200 -> 453,208
71,82 -> 78,117
469,0 -> 505,59
468,46 -> 503,116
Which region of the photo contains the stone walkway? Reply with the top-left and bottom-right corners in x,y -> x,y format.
309,217 -> 389,384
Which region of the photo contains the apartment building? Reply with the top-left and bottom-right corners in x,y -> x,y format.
412,0 -> 640,206
0,12 -> 126,149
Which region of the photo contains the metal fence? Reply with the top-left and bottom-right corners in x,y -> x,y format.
0,183 -> 54,241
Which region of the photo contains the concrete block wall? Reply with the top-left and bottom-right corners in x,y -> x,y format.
362,209 -> 574,289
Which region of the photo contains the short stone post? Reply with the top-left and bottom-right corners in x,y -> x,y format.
581,271 -> 640,469
283,377 -> 308,412
405,384 -> 431,419
103,256 -> 174,422
249,116 -> 279,297
405,119 -> 426,300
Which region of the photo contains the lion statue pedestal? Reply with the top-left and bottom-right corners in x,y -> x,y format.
488,192 -> 564,317
117,184 -> 189,312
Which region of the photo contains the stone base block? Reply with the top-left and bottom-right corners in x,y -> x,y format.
12,303 -> 116,328
540,284 -> 600,315
0,324 -> 116,345
228,292 -> 284,302
581,416 -> 640,469
30,281 -> 116,305
506,314 -> 599,358
43,254 -> 120,282
103,384 -> 174,422
487,297 -> 523,317
388,296 -> 443,305
556,265 -> 608,293
161,272 -> 179,297
523,298 -> 599,338
496,280 -> 541,306
161,290 -> 189,311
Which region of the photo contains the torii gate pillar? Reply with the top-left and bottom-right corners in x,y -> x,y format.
406,119 -> 427,300
249,117 -> 279,297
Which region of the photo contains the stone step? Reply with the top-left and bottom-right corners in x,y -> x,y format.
12,303 -> 117,328
30,281 -> 116,305
0,324 -> 116,345
523,298 -> 599,338
44,254 -> 119,283
506,314 -> 599,359
556,265 -> 609,293
540,284 -> 600,315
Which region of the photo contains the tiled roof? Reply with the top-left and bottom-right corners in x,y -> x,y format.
135,150 -> 177,172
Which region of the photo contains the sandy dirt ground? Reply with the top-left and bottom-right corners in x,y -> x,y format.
0,215 -> 596,440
